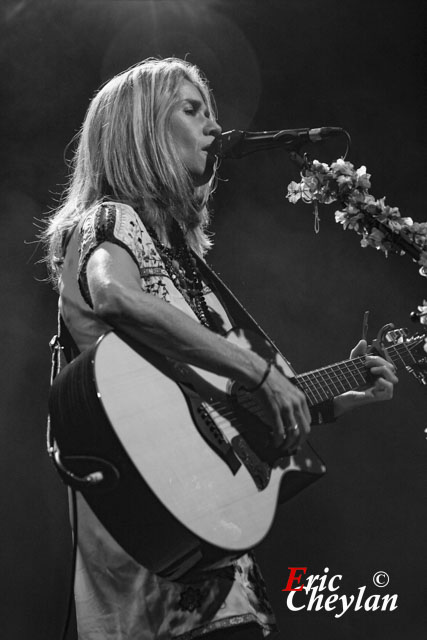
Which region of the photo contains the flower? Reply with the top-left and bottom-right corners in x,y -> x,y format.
419,251 -> 427,268
336,175 -> 354,187
335,210 -> 347,225
331,158 -> 354,175
312,160 -> 330,173
416,300 -> 427,326
356,167 -> 371,189
287,158 -> 427,277
287,181 -> 303,204
360,227 -> 386,249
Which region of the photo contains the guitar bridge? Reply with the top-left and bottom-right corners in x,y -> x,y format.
231,435 -> 271,491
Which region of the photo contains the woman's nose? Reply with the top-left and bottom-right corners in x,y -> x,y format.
205,117 -> 222,138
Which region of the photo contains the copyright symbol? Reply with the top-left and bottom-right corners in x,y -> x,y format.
373,571 -> 389,587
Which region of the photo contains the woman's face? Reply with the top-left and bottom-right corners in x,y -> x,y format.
169,79 -> 221,186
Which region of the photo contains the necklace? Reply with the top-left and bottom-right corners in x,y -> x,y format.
149,222 -> 214,329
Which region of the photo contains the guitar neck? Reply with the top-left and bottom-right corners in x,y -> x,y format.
295,341 -> 416,407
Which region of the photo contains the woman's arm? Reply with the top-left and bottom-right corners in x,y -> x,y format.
86,242 -> 312,449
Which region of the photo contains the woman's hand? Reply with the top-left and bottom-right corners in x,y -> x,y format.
334,339 -> 399,417
250,365 -> 311,452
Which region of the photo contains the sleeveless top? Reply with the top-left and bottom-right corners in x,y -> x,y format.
58,201 -> 278,640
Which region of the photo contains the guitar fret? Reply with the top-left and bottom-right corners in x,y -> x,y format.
386,346 -> 406,368
294,381 -> 318,405
393,354 -> 406,368
320,366 -> 346,395
297,385 -> 316,405
343,360 -> 367,386
284,333 -> 424,410
297,376 -> 331,404
296,356 -> 369,406
306,389 -> 322,405
342,362 -> 359,385
388,343 -> 416,367
298,372 -> 336,404
301,373 -> 329,404
386,350 -> 402,368
329,364 -> 348,395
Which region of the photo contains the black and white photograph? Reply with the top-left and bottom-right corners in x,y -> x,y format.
1,1 -> 426,638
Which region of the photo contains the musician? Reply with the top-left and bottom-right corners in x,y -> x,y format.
43,58 -> 398,639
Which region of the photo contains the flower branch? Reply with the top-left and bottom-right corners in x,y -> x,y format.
287,158 -> 427,277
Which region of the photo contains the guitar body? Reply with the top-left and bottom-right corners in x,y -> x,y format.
49,330 -> 326,580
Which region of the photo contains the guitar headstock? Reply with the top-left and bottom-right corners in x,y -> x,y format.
380,326 -> 427,386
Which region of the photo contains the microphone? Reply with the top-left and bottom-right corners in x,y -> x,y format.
210,127 -> 345,159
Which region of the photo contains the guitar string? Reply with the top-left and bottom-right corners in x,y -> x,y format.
297,356 -> 368,401
298,340 -> 419,383
296,340 -> 421,397
196,338 -> 424,435
208,399 -> 257,423
210,351 -> 384,412
201,401 -> 244,431
389,341 -> 417,365
195,338 -> 423,426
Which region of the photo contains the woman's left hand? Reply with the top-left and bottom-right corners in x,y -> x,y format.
333,339 -> 399,416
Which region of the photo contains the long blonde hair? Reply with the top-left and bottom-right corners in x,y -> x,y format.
43,57 -> 218,283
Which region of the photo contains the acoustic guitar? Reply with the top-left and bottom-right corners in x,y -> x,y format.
48,325 -> 426,580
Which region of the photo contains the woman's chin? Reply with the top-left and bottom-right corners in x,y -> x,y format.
192,161 -> 215,187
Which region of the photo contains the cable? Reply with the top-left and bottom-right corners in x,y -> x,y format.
60,488 -> 78,640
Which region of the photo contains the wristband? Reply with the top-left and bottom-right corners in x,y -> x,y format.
310,397 -> 336,425
243,359 -> 274,393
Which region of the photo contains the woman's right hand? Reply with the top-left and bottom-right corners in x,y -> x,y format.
250,364 -> 311,452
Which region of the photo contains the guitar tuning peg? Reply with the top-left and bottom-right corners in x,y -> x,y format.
410,300 -> 427,325
385,328 -> 409,344
406,365 -> 427,386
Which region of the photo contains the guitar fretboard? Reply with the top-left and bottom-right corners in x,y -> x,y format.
295,341 -> 418,407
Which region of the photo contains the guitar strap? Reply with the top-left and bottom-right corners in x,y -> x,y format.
50,250 -> 332,422
59,312 -> 81,362
194,257 -> 335,423
54,258 -> 293,369
193,254 -> 296,375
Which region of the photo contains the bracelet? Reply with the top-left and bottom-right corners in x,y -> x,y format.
243,359 -> 274,393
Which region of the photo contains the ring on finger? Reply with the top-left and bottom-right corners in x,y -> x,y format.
285,423 -> 299,438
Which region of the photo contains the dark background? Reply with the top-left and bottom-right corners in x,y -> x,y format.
1,0 -> 426,638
